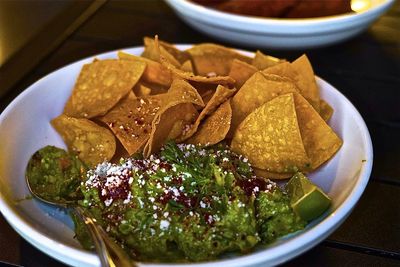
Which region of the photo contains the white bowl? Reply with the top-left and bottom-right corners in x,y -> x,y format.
165,0 -> 395,49
0,46 -> 372,267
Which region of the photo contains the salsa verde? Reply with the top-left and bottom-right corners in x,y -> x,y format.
78,142 -> 305,261
27,142 -> 305,262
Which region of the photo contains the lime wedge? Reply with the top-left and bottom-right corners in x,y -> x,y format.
286,172 -> 331,221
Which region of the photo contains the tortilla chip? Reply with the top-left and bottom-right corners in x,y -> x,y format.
230,72 -> 298,137
199,90 -> 215,105
319,99 -> 334,122
133,83 -> 152,97
126,91 -> 136,100
144,37 -> 190,64
293,93 -> 342,170
160,53 -> 235,86
149,37 -> 190,64
187,100 -> 232,146
99,96 -> 162,156
142,37 -> 181,67
291,54 -> 320,112
118,51 -> 172,87
252,50 -> 283,70
99,79 -> 203,156
262,61 -> 320,111
164,79 -> 205,108
253,168 -> 293,180
186,43 -> 251,76
231,93 -> 310,173
262,61 -> 298,80
51,114 -> 116,166
145,37 -> 236,86
181,60 -> 194,73
178,85 -> 235,141
143,103 -> 198,157
63,59 -> 146,118
229,59 -> 258,89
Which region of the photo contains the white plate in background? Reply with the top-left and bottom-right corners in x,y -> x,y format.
165,0 -> 395,49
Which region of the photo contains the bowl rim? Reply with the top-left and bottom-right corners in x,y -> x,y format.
165,0 -> 395,32
0,45 -> 373,267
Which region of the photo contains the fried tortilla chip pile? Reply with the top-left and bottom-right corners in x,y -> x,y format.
52,36 -> 342,179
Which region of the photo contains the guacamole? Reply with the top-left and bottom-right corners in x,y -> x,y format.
77,141 -> 305,261
26,142 -> 305,262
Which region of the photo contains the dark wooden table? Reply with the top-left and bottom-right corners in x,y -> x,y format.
1,0 -> 399,266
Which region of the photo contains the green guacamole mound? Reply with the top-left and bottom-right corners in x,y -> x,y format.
77,141 -> 305,262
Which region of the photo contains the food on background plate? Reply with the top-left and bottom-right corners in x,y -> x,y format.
191,0 -> 353,19
26,36 -> 341,262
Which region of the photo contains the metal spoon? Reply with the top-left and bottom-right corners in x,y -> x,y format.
26,177 -> 135,267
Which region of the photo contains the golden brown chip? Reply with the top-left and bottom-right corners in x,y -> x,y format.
228,59 -> 258,89
187,100 -> 232,146
99,79 -> 203,156
118,51 -> 172,87
99,96 -> 161,156
293,93 -> 342,170
262,61 -> 298,80
142,37 -> 181,67
178,85 -> 236,141
146,38 -> 236,86
143,82 -> 169,95
252,50 -> 284,70
230,72 -> 298,137
143,103 -> 198,157
180,60 -> 194,73
231,93 -> 310,173
51,114 -> 116,166
262,61 -> 320,111
253,168 -> 293,180
133,83 -> 152,97
127,91 -> 136,100
186,43 -> 251,76
319,99 -> 334,122
160,53 -> 235,86
141,79 -> 205,157
291,54 -> 320,112
147,37 -> 190,64
63,59 -> 146,118
164,79 -> 205,108
199,90 -> 215,105
190,82 -> 218,103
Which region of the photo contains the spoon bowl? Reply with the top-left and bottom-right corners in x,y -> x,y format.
25,158 -> 135,267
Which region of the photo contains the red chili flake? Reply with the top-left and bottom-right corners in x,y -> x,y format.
236,177 -> 271,196
159,162 -> 172,171
97,171 -> 132,203
59,157 -> 71,170
134,118 -> 145,126
158,190 -> 197,209
171,176 -> 182,185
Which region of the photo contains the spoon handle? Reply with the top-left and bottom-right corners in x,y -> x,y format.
74,206 -> 136,267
